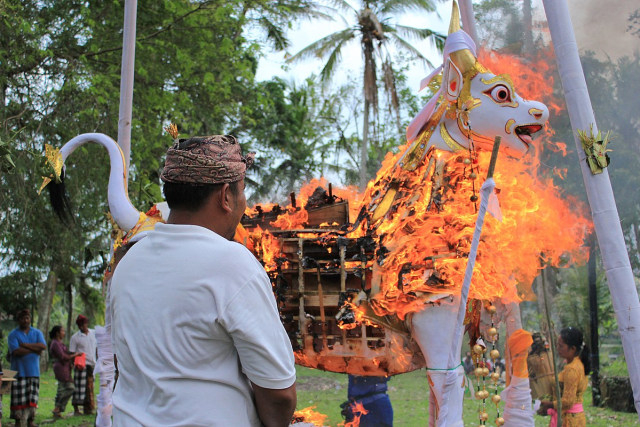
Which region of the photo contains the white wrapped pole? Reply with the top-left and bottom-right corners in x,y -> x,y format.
117,0 -> 137,176
542,0 -> 640,417
450,137 -> 501,368
457,0 -> 478,45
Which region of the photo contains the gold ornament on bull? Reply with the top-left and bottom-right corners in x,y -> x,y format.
38,144 -> 64,195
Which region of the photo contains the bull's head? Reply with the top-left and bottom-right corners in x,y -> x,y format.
402,1 -> 548,168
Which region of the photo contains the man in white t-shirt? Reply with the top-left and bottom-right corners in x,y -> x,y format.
110,134 -> 296,426
69,314 -> 97,415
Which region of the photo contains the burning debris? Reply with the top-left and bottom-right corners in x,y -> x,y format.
241,44 -> 590,379
242,181 -> 426,376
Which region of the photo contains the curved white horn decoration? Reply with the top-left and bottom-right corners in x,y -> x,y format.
60,133 -> 141,231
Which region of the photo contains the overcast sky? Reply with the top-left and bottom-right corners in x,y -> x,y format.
255,0 -> 639,90
255,2 -> 453,92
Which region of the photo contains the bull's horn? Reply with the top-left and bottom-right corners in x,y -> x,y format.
449,0 -> 461,34
56,133 -> 141,231
448,0 -> 477,74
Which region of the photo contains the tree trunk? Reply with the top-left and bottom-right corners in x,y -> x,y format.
588,235 -> 601,406
37,270 -> 57,371
359,98 -> 370,190
66,282 -> 73,345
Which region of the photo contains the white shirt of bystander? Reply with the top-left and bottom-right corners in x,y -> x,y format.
110,223 -> 296,427
70,329 -> 97,367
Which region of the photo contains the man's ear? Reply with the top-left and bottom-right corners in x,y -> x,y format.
218,183 -> 233,213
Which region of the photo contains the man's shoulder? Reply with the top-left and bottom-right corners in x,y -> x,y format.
30,328 -> 45,339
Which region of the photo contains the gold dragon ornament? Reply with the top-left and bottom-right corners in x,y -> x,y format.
577,124 -> 612,175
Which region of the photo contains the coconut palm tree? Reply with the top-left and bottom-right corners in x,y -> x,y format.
287,0 -> 446,189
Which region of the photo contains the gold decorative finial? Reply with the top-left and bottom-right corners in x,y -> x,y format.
37,144 -> 64,195
164,123 -> 179,140
449,0 -> 461,35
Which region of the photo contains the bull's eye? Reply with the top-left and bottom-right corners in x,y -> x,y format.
487,84 -> 512,103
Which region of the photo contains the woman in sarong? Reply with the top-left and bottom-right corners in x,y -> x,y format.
49,326 -> 80,419
538,327 -> 590,427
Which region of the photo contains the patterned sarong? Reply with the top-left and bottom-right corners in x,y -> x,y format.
10,377 -> 39,411
72,367 -> 88,404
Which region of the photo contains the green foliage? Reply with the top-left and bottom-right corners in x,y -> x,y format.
287,0 -> 445,186
554,262 -> 616,340
0,0 -> 325,324
241,77 -> 339,201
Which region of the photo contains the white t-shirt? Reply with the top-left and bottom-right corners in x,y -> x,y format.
110,223 -> 295,427
69,329 -> 97,367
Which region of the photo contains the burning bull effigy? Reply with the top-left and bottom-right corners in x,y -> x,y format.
41,2 -> 590,426
240,3 -> 589,426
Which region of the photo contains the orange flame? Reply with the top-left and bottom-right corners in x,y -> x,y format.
340,401 -> 369,427
246,48 -> 590,322
292,406 -> 329,426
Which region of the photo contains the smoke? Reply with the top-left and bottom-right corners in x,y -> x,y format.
534,0 -> 639,59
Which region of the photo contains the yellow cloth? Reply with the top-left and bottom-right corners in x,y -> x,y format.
552,358 -> 587,427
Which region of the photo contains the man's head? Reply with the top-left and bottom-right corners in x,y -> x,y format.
160,134 -> 253,239
76,314 -> 89,333
16,309 -> 31,330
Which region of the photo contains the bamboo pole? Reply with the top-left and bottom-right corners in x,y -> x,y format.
542,0 -> 640,416
117,0 -> 137,176
449,136 -> 501,367
541,259 -> 562,427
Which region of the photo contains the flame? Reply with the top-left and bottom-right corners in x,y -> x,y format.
245,48 -> 590,322
292,406 -> 329,426
340,401 -> 369,427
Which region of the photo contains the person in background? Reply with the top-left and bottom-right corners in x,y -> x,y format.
528,332 -> 555,400
69,314 -> 97,415
110,134 -> 296,426
341,375 -> 393,427
538,327 -> 590,427
49,325 -> 80,420
8,309 -> 47,427
463,352 -> 474,375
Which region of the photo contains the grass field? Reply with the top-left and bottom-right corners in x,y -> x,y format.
1,367 -> 638,426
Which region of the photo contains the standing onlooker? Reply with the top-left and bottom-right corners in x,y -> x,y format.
110,134 -> 296,426
49,325 -> 79,419
463,351 -> 474,375
341,375 -> 393,427
7,309 -> 47,427
69,314 -> 97,415
538,327 -> 590,426
528,332 -> 555,400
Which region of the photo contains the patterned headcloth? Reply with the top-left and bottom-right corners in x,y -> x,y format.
160,135 -> 255,184
76,314 -> 88,327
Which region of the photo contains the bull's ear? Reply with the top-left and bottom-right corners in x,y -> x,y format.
444,58 -> 463,101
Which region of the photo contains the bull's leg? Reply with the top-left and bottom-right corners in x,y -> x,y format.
411,295 -> 465,427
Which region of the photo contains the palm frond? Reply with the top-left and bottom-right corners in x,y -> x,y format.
258,17 -> 290,51
325,0 -> 356,14
388,33 -> 442,68
319,32 -> 355,83
393,24 -> 446,46
379,0 -> 438,15
287,27 -> 356,64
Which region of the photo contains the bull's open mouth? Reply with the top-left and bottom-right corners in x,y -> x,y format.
515,124 -> 543,147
